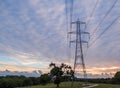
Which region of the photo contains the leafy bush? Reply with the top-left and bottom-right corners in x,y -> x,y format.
39,74 -> 51,85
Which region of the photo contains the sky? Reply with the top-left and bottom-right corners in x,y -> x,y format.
0,0 -> 120,75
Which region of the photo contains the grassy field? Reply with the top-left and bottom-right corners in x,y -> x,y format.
18,82 -> 120,88
94,84 -> 120,88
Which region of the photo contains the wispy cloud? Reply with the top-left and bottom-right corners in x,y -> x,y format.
0,0 -> 120,74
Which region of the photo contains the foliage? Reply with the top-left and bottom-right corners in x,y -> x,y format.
0,76 -> 25,88
49,62 -> 74,88
78,72 -> 120,85
23,78 -> 33,86
0,75 -> 50,88
0,71 -> 119,88
114,71 -> 120,79
39,74 -> 51,85
112,71 -> 120,84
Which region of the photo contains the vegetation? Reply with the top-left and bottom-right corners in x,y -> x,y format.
112,71 -> 120,84
49,63 -> 74,88
77,71 -> 120,85
0,63 -> 74,88
0,74 -> 52,88
0,63 -> 119,88
17,82 -> 83,88
39,74 -> 51,85
94,84 -> 120,88
0,76 -> 40,88
18,82 -> 120,88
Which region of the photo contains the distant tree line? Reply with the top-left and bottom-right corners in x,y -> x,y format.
76,71 -> 120,84
0,74 -> 51,88
0,74 -> 72,88
0,63 -> 119,88
0,63 -> 74,88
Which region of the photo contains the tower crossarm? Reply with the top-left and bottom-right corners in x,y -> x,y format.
71,21 -> 86,24
81,32 -> 90,34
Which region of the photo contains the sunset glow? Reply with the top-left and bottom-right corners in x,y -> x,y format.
0,0 -> 120,77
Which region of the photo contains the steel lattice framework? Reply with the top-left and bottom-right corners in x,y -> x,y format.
69,19 -> 90,86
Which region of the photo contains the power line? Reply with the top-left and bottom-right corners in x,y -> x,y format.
65,0 -> 72,64
65,0 -> 69,47
69,0 -> 74,47
83,0 -> 99,58
65,0 -> 69,39
86,0 -> 100,27
70,0 -> 74,25
89,16 -> 120,48
82,23 -> 89,59
67,0 -> 74,65
90,0 -> 118,38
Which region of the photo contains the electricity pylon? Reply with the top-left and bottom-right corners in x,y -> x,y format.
68,19 -> 90,86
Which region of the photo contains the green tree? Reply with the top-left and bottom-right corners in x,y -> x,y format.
49,62 -> 74,88
39,74 -> 51,85
112,71 -> 120,84
114,71 -> 120,79
23,78 -> 33,86
0,78 -> 15,88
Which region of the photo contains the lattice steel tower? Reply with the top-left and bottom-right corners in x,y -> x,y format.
69,19 -> 89,84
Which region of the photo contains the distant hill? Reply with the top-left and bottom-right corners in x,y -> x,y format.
0,69 -> 42,77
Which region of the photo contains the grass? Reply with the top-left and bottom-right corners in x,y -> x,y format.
17,82 -> 83,88
94,84 -> 120,88
17,82 -> 120,88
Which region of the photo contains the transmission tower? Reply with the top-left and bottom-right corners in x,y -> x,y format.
69,19 -> 89,86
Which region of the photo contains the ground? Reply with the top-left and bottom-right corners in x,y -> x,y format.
17,82 -> 120,88
94,84 -> 120,88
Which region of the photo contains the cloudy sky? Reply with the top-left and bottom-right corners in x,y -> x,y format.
0,0 -> 120,74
